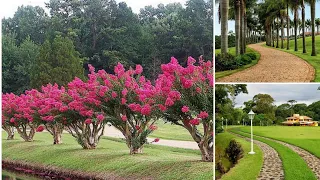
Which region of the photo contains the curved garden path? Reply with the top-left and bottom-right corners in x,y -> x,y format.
217,43 -> 315,82
245,133 -> 320,179
103,125 -> 199,150
229,131 -> 284,180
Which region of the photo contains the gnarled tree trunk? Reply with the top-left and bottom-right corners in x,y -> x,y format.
67,122 -> 105,149
45,123 -> 64,144
15,123 -> 36,142
2,125 -> 14,140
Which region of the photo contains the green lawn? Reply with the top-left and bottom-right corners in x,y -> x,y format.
2,132 -> 212,180
150,121 -> 203,141
265,36 -> 320,82
215,132 -> 263,180
230,128 -> 317,180
237,126 -> 320,158
215,47 -> 261,79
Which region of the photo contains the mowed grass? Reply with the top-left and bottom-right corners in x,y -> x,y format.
149,121 -> 203,141
238,126 -> 320,158
215,47 -> 261,79
215,132 -> 263,180
265,36 -> 320,81
2,132 -> 212,180
230,129 -> 317,180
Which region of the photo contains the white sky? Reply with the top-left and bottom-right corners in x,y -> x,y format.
0,0 -> 188,19
234,84 -> 320,108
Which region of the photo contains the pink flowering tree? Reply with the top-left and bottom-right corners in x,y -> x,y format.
27,84 -> 66,144
155,57 -> 213,162
57,75 -> 108,149
2,93 -> 39,142
85,64 -> 161,154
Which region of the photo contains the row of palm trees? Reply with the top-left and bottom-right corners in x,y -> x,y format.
219,0 -> 319,57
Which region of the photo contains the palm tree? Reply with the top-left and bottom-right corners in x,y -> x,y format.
220,0 -> 229,57
306,19 -> 311,32
316,18 -> 320,34
301,0 -> 306,53
234,0 -> 241,55
285,0 -> 290,50
306,0 -> 317,56
289,0 -> 300,51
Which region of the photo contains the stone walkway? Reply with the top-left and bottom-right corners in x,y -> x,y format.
247,133 -> 320,180
229,132 -> 284,180
216,43 -> 315,82
103,125 -> 199,150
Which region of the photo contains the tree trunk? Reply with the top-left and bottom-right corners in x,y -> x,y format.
243,13 -> 247,53
302,1 -> 306,53
276,18 -> 279,48
294,9 -> 298,51
2,126 -> 14,140
281,16 -> 284,49
287,3 -> 290,50
311,2 -> 316,56
235,0 -> 241,56
240,0 -> 245,54
220,0 -> 229,57
15,123 -> 36,142
272,21 -> 275,47
198,140 -> 213,162
45,123 -> 64,144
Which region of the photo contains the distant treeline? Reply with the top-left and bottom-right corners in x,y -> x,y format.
2,0 -> 213,94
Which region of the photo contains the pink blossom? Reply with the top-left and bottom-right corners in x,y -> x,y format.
196,87 -> 202,93
111,91 -> 117,98
149,125 -> 157,131
97,114 -> 104,121
121,115 -> 127,121
165,98 -> 174,107
10,118 -> 15,123
122,89 -> 128,97
36,125 -> 45,132
154,138 -> 160,142
84,119 -> 92,124
141,104 -> 151,116
135,64 -> 143,74
190,119 -> 200,125
121,98 -> 127,105
198,111 -> 209,119
158,104 -> 167,112
181,106 -> 189,113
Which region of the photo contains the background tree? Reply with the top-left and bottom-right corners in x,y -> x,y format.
30,36 -> 84,89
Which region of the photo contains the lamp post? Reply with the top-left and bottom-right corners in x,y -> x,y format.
248,110 -> 255,154
222,117 -> 224,129
226,119 -> 228,129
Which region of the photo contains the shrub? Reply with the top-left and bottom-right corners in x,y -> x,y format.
225,139 -> 244,164
245,52 -> 257,60
215,53 -> 238,72
241,54 -> 253,64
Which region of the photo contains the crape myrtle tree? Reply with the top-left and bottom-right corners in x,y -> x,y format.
28,84 -> 67,144
155,56 -> 214,162
2,117 -> 15,140
2,93 -> 39,142
78,64 -> 162,154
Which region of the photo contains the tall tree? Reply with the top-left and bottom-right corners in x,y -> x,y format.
220,0 -> 229,57
30,36 -> 84,88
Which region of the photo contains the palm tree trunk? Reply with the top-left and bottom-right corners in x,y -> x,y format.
221,0 -> 229,57
277,17 -> 279,48
240,0 -> 244,54
235,0 -> 241,56
287,3 -> 290,50
294,9 -> 298,51
244,13 -> 247,53
311,1 -> 316,56
272,20 -> 275,47
302,0 -> 306,53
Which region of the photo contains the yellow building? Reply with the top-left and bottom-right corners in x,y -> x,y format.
282,114 -> 318,126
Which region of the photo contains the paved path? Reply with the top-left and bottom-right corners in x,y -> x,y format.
247,133 -> 320,180
229,132 -> 284,180
217,43 -> 315,82
103,125 -> 199,150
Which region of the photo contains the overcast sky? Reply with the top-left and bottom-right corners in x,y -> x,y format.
234,84 -> 320,108
0,0 -> 188,19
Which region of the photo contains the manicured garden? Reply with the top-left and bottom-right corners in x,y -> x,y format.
265,36 -> 320,81
215,132 -> 263,180
230,128 -> 317,180
215,47 -> 261,79
2,131 -> 212,180
237,126 -> 320,158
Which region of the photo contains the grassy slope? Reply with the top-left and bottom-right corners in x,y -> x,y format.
230,128 -> 317,180
238,126 -> 320,158
149,121 -> 203,141
215,47 -> 261,79
215,132 -> 263,180
2,132 -> 212,180
265,36 -> 320,82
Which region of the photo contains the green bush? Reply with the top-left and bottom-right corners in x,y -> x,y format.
215,53 -> 239,72
245,52 -> 257,60
225,139 -> 244,164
